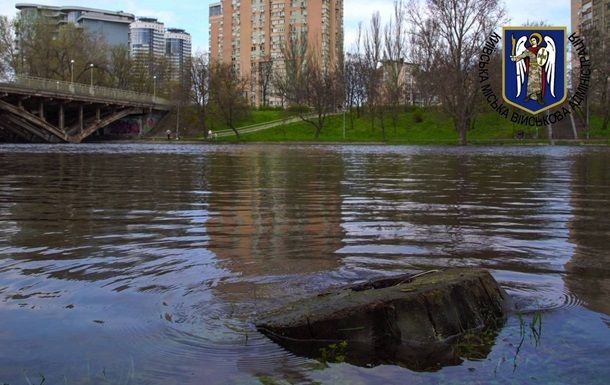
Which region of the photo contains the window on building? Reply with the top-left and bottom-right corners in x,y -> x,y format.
210,5 -> 222,17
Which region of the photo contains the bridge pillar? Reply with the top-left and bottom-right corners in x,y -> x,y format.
39,101 -> 44,121
59,103 -> 64,130
79,104 -> 84,133
96,106 -> 101,122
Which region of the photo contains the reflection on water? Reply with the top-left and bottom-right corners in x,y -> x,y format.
267,318 -> 505,372
565,153 -> 610,316
0,144 -> 609,384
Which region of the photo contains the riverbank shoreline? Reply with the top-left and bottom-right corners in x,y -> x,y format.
138,137 -> 610,146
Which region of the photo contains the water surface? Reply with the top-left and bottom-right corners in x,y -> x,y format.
0,144 -> 609,384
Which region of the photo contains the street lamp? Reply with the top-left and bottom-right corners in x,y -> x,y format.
89,63 -> 94,87
153,75 -> 157,99
70,59 -> 75,84
343,105 -> 346,140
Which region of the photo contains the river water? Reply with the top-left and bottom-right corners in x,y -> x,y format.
0,144 -> 609,385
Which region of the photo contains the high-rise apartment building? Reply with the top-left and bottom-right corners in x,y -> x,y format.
209,0 -> 344,106
15,4 -> 135,47
571,0 -> 610,33
165,28 -> 192,81
571,1 -> 609,86
129,17 -> 165,58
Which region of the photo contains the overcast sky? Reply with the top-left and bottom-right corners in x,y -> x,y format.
1,0 -> 571,52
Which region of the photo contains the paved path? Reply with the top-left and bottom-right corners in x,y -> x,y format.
213,115 -> 312,138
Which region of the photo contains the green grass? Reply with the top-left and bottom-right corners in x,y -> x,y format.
207,108 -> 293,132
213,108 -> 610,144
216,109 -> 454,143
584,114 -> 610,139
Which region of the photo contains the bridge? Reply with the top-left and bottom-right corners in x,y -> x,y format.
0,76 -> 172,143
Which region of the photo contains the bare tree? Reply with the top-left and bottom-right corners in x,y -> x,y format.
209,62 -> 250,138
276,29 -> 342,138
363,12 -> 384,135
407,22 -> 439,107
190,52 -> 210,137
258,58 -> 274,107
407,0 -> 506,144
274,29 -> 308,107
579,26 -> 610,130
352,23 -> 368,119
344,23 -> 368,129
297,56 -> 343,139
108,45 -> 133,89
0,16 -> 16,80
344,53 -> 360,128
383,0 -> 408,132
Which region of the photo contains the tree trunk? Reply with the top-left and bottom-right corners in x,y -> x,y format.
199,109 -> 208,137
456,116 -> 468,145
602,82 -> 609,130
230,124 -> 240,138
458,129 -> 467,145
380,109 -> 386,141
314,113 -> 323,139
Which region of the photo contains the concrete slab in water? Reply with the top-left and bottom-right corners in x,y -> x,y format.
256,268 -> 509,370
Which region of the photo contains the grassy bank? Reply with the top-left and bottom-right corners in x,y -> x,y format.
213,108 -> 610,144
153,107 -> 294,138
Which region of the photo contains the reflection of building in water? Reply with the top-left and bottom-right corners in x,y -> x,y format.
206,149 -> 344,281
565,153 -> 610,316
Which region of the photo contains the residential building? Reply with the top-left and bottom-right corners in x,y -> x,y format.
380,60 -> 422,106
129,17 -> 165,59
572,0 -> 610,33
15,3 -> 135,47
570,0 -> 610,99
165,28 -> 192,81
209,0 -> 344,106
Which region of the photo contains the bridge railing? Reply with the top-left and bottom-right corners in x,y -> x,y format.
0,75 -> 171,106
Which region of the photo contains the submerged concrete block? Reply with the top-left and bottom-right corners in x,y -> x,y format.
256,269 -> 509,370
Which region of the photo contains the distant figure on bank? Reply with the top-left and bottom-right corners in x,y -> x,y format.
208,129 -> 213,141
166,129 -> 171,140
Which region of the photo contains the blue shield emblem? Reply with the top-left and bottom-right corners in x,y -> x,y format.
502,27 -> 567,115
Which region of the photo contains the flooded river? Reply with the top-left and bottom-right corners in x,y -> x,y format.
0,144 -> 609,384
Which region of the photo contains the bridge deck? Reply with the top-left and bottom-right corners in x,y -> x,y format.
0,76 -> 171,109
0,76 -> 172,143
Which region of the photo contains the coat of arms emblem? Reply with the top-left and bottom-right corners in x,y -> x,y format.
502,27 -> 567,115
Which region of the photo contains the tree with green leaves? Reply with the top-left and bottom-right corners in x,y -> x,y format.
14,15 -> 108,82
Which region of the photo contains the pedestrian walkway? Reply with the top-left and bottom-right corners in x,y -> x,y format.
213,115 -> 313,138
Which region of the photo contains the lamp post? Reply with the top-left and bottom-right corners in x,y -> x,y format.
153,75 -> 157,99
70,59 -> 75,84
343,105 -> 346,140
89,63 -> 94,87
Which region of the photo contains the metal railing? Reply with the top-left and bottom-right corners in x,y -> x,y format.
0,75 -> 171,106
